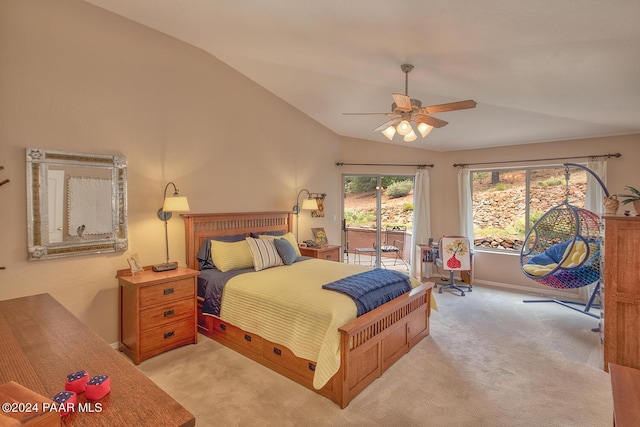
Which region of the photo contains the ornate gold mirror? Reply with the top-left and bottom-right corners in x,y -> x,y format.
26,147 -> 128,260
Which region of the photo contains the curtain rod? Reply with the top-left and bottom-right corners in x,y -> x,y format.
336,162 -> 434,168
453,152 -> 621,168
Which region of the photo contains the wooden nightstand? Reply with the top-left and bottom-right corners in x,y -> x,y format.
299,244 -> 341,262
117,266 -> 200,364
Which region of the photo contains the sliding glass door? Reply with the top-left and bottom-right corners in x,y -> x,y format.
342,174 -> 414,272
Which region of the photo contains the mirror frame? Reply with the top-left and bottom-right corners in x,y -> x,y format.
26,147 -> 128,260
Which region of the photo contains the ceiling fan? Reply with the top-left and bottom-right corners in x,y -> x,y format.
343,64 -> 477,142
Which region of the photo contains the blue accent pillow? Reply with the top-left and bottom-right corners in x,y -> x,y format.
528,240 -> 572,265
197,234 -> 247,270
274,238 -> 298,265
250,230 -> 286,238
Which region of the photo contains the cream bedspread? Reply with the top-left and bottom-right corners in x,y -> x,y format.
219,259 -> 422,389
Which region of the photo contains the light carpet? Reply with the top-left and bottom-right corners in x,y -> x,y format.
137,285 -> 612,426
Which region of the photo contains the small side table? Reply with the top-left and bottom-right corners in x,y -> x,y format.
117,266 -> 200,364
299,244 -> 341,262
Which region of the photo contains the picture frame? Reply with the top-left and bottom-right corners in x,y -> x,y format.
127,253 -> 143,274
311,195 -> 326,218
311,227 -> 328,246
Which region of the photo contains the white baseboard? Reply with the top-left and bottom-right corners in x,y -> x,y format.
473,279 -> 587,302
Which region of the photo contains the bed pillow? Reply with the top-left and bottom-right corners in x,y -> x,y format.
274,238 -> 298,265
210,239 -> 254,272
260,232 -> 301,258
197,234 -> 247,270
246,237 -> 284,271
250,230 -> 285,238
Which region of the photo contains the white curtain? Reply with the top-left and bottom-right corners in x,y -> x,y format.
457,167 -> 474,239
411,168 -> 431,279
457,167 -> 474,282
585,158 -> 608,214
581,158 -> 608,300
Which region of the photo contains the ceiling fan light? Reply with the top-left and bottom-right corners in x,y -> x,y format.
403,130 -> 417,142
381,126 -> 396,141
417,122 -> 433,138
396,120 -> 412,136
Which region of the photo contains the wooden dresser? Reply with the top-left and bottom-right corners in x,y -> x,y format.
610,363 -> 640,427
603,215 -> 640,372
299,244 -> 341,262
118,266 -> 199,365
0,293 -> 194,426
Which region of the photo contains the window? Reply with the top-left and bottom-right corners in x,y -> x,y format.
471,165 -> 586,252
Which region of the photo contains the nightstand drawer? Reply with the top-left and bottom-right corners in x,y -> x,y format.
139,278 -> 194,308
140,317 -> 195,354
299,244 -> 341,262
318,248 -> 340,261
140,298 -> 194,330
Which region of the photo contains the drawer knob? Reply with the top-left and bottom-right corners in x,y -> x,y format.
164,331 -> 175,339
163,309 -> 175,317
219,324 -> 227,331
163,287 -> 174,295
273,347 -> 282,356
326,254 -> 332,259
244,334 -> 252,342
308,363 -> 316,372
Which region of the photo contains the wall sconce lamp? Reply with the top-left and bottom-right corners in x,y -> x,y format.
293,189 -> 319,240
293,189 -> 319,215
154,182 -> 190,272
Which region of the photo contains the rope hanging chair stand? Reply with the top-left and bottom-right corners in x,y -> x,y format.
519,163 -> 608,321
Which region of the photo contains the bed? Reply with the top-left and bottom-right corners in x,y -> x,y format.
183,211 -> 433,408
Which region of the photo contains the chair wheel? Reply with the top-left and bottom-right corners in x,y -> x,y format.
460,292 -> 465,296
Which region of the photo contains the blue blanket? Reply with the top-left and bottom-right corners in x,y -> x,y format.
322,269 -> 412,316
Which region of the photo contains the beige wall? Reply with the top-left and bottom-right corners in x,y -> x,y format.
0,0 -> 429,343
1,0 -> 639,344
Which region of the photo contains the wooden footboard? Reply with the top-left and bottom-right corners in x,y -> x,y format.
197,283 -> 432,408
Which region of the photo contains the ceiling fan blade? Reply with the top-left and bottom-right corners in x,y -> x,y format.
373,117 -> 401,132
421,99 -> 477,114
414,114 -> 448,128
343,112 -> 396,115
392,93 -> 412,112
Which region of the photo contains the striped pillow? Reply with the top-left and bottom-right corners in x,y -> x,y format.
246,237 -> 284,271
259,232 -> 301,257
210,239 -> 253,272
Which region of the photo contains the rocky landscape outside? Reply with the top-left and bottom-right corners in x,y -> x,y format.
344,169 -> 587,252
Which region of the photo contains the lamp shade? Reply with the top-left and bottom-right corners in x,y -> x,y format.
163,196 -> 190,212
381,126 -> 396,141
396,120 -> 412,136
417,122 -> 433,137
301,198 -> 319,210
403,129 -> 417,142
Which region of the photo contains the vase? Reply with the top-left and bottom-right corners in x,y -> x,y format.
603,195 -> 620,215
634,200 -> 640,214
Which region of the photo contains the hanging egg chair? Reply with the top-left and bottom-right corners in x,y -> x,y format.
519,163 -> 608,319
520,202 -> 601,289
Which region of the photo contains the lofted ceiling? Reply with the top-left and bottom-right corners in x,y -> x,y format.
85,0 -> 640,152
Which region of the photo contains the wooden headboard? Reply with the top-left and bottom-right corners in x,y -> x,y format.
181,211 -> 293,271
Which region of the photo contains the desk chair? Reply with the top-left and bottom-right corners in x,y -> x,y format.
436,236 -> 472,296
